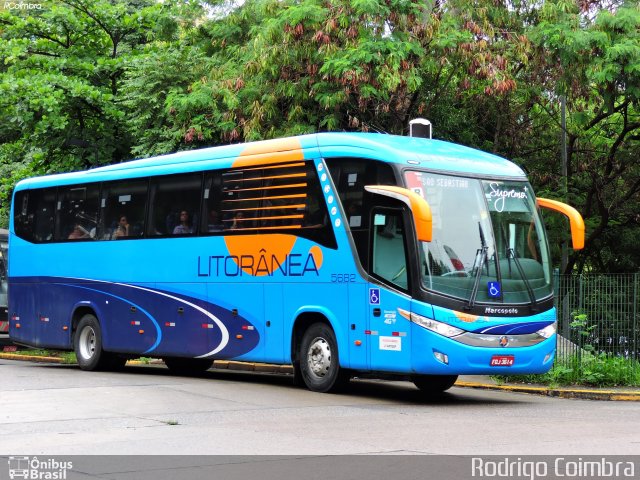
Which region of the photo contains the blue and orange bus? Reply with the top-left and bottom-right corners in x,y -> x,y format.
8,131 -> 584,393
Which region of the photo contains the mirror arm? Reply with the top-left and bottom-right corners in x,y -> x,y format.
365,185 -> 432,242
536,197 -> 585,250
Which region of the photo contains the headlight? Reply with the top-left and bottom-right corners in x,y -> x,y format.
410,312 -> 464,338
536,322 -> 557,339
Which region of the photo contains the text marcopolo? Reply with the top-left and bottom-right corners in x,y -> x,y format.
472,457 -> 635,480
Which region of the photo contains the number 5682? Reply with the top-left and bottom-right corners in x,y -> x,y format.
331,273 -> 356,283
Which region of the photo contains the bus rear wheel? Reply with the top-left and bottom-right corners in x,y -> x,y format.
299,322 -> 349,393
412,374 -> 458,395
163,357 -> 213,375
74,314 -> 111,371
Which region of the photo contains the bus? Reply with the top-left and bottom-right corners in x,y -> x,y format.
8,131 -> 584,393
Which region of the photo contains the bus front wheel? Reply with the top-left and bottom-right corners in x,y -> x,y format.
299,322 -> 349,393
74,314 -> 109,371
412,374 -> 458,395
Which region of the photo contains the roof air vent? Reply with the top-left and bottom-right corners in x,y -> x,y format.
409,118 -> 432,139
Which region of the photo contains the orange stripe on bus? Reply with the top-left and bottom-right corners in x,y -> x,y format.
222,193 -> 307,203
227,183 -> 307,193
224,214 -> 304,222
222,204 -> 306,212
225,225 -> 302,231
223,172 -> 306,183
233,138 -> 304,168
237,162 -> 305,172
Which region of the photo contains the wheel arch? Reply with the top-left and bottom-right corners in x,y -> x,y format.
70,303 -> 102,345
289,307 -> 349,368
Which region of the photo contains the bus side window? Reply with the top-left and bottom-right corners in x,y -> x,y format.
99,179 -> 148,239
14,188 -> 57,243
56,184 -> 100,241
209,161 -> 336,248
13,191 -> 31,241
371,210 -> 409,290
325,158 -> 397,269
148,173 -> 202,236
201,172 -> 224,234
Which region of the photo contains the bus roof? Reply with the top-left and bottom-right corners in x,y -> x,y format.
14,132 -> 526,190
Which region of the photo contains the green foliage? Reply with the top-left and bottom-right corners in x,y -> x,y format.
500,353 -> 640,387
526,2 -> 640,273
500,300 -> 640,387
0,0 -> 185,222
569,310 -> 596,352
0,0 -> 638,274
11,348 -> 77,363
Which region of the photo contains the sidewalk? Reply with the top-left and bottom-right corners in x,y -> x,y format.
2,350 -> 639,401
456,375 -> 640,401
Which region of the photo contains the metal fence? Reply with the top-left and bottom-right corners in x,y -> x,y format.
555,273 -> 640,372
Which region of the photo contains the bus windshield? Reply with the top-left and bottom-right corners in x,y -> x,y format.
405,171 -> 552,305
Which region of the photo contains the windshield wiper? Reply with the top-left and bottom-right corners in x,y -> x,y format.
507,247 -> 538,312
466,223 -> 488,311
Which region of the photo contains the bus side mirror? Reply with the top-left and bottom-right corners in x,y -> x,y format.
536,198 -> 585,250
365,185 -> 432,242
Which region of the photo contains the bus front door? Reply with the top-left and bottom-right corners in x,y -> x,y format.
368,209 -> 412,372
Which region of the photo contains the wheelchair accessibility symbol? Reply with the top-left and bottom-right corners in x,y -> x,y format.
369,288 -> 380,305
488,281 -> 501,298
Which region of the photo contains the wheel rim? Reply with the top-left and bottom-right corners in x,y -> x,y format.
78,326 -> 97,361
306,336 -> 332,378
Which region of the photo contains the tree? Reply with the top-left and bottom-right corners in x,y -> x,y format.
0,0 -> 179,225
1,0 -> 638,273
160,0 -> 455,144
526,0 -> 640,273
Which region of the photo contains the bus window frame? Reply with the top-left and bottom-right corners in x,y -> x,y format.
368,206 -> 413,294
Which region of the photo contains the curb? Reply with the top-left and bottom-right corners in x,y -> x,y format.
0,352 -> 67,363
2,352 -> 639,401
454,380 -> 640,401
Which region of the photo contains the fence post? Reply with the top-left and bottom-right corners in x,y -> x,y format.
577,274 -> 584,368
634,273 -> 638,369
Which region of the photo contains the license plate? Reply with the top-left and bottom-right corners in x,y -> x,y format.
490,355 -> 515,367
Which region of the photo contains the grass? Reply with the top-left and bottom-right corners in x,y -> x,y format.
495,353 -> 640,388
10,348 -> 77,364
3,348 -> 163,365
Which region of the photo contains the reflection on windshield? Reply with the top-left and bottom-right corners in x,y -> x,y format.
405,171 -> 552,305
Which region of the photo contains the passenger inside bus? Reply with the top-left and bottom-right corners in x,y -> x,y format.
68,224 -> 90,240
112,215 -> 129,239
173,210 -> 193,234
207,210 -> 224,232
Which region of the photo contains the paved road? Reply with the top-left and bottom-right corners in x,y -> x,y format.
1,359 -> 639,456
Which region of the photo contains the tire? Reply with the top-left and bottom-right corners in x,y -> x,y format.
298,322 -> 349,393
163,357 -> 213,375
74,313 -> 110,371
412,374 -> 458,395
